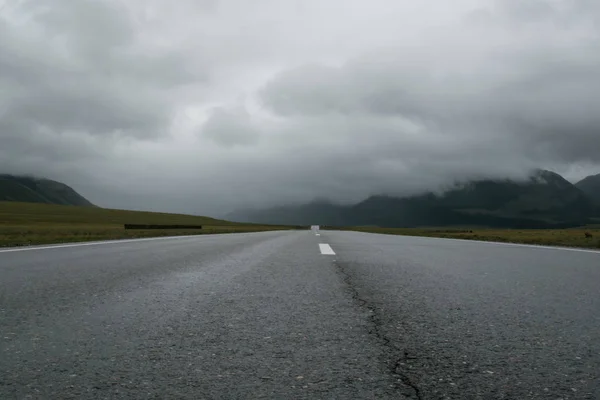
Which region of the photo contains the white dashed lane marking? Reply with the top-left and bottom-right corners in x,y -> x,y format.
319,243 -> 336,255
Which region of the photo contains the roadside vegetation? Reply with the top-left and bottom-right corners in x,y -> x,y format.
0,201 -> 290,247
343,227 -> 600,249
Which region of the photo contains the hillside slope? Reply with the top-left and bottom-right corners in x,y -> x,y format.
0,174 -> 95,207
0,201 -> 288,247
229,170 -> 595,228
576,173 -> 600,204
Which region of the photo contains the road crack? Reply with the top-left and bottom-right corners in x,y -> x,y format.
334,261 -> 423,400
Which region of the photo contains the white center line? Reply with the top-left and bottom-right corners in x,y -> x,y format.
319,243 -> 336,255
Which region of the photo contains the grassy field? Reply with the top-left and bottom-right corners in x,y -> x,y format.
0,202 -> 290,247
345,227 -> 600,249
4,201 -> 598,249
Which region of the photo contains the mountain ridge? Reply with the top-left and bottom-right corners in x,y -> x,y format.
576,173 -> 600,205
228,170 -> 597,228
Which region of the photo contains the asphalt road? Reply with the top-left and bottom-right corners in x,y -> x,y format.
1,231 -> 599,399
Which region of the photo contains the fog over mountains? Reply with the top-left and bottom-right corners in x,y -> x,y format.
2,169 -> 599,228
1,1 -> 600,215
228,170 -> 600,228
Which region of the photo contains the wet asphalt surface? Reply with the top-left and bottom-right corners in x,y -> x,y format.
1,230 -> 600,399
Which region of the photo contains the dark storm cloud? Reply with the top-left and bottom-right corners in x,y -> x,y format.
1,0 -> 599,216
0,0 -> 194,140
260,7 -> 600,167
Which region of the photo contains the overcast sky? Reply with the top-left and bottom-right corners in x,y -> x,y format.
1,0 -> 599,216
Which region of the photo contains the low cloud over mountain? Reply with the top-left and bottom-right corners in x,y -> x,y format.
1,0 -> 599,215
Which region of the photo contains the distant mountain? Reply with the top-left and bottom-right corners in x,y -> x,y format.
576,173 -> 600,204
227,199 -> 347,226
0,174 -> 95,207
228,170 -> 595,228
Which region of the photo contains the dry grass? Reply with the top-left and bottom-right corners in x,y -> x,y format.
346,227 -> 600,249
0,202 -> 289,247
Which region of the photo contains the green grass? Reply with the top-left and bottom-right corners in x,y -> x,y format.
343,227 -> 600,249
0,201 -> 290,247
